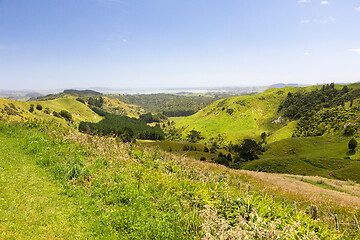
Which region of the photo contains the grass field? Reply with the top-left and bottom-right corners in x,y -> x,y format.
242,135 -> 360,182
0,120 -> 354,239
0,125 -> 92,239
138,140 -> 229,161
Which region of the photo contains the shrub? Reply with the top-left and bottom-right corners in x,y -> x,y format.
76,97 -> 86,104
348,138 -> 357,151
52,111 -> 61,118
29,104 -> 34,113
36,104 -> 43,111
44,108 -> 51,114
345,125 -> 357,136
59,110 -> 73,122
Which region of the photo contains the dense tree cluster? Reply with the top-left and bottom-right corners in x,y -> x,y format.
87,97 -> 104,108
278,84 -> 360,120
112,94 -> 217,117
212,138 -> 263,168
79,115 -> 165,141
294,106 -> 360,137
186,130 -> 204,143
139,112 -> 166,123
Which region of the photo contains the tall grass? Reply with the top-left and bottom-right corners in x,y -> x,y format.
0,120 -> 352,239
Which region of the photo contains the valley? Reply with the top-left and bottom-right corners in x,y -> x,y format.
1,83 -> 360,238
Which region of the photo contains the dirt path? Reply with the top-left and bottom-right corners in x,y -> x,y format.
237,170 -> 360,209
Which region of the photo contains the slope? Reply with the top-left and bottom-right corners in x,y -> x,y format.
0,126 -> 92,239
0,97 -> 101,126
0,120 -> 353,239
172,87 -> 298,144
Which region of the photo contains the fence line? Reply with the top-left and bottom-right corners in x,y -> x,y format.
233,180 -> 359,234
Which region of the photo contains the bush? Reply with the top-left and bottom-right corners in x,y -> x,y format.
52,111 -> 61,118
76,97 -> 86,104
348,138 -> 357,151
29,104 -> 34,113
36,104 -> 43,111
187,130 -> 203,143
345,125 -> 357,136
44,108 -> 51,114
59,110 -> 73,122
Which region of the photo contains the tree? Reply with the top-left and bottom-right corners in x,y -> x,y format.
348,138 -> 357,152
345,125 -> 356,136
238,139 -> 260,161
187,130 -> 203,143
260,132 -> 267,143
36,104 -> 43,111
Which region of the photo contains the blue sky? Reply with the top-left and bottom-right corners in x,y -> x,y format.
1,0 -> 360,90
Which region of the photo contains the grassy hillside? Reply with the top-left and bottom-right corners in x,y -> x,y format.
102,97 -> 145,118
172,87 -> 298,144
0,97 -> 100,126
169,84 -> 360,184
1,120 -> 358,239
173,83 -> 360,144
138,140 -> 230,161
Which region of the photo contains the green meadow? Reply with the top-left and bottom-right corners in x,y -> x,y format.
0,121 -> 354,239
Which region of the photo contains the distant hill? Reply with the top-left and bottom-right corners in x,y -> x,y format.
268,83 -> 304,89
34,89 -> 102,100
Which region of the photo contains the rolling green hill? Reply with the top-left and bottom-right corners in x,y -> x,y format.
1,120 -> 357,239
173,83 -> 360,145
2,85 -> 360,237
172,87 -> 297,144
170,83 -> 360,183
0,97 -> 101,126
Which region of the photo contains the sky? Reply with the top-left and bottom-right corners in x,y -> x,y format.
1,0 -> 360,90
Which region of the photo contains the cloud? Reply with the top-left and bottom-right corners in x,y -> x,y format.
303,52 -> 311,56
300,19 -> 311,24
320,1 -> 329,4
297,0 -> 310,3
350,49 -> 360,53
355,6 -> 360,11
